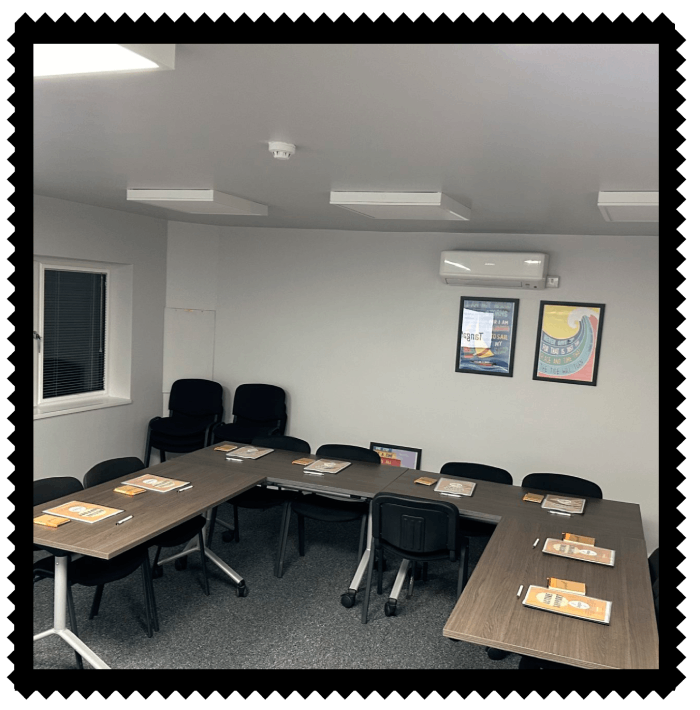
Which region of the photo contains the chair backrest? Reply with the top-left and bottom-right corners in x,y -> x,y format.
84,457 -> 145,488
33,477 -> 84,506
521,473 -> 603,499
648,547 -> 659,586
372,493 -> 460,559
168,379 -> 224,419
252,435 -> 311,454
316,444 -> 381,464
232,384 -> 287,427
440,462 -> 513,485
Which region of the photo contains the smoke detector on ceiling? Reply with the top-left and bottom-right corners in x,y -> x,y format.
268,141 -> 296,160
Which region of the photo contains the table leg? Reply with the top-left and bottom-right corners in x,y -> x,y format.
154,510 -> 249,596
33,556 -> 110,670
341,513 -> 373,608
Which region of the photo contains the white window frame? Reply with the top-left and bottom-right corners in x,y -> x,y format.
33,256 -> 133,419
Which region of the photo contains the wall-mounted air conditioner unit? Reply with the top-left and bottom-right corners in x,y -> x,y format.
439,251 -> 549,289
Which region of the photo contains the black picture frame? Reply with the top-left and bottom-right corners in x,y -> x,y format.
455,297 -> 520,377
532,301 -> 606,386
370,443 -> 422,470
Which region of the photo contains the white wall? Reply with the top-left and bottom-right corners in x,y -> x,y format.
33,195 -> 168,480
166,223 -> 659,550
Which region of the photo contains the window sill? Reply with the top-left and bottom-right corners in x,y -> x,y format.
33,397 -> 132,420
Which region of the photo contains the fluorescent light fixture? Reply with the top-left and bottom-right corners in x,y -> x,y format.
34,44 -> 175,78
329,191 -> 471,220
597,191 -> 659,222
126,189 -> 268,216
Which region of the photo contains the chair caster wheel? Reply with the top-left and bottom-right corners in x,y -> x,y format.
152,565 -> 164,578
487,647 -> 511,661
236,582 -> 249,597
341,591 -> 356,608
384,599 -> 397,616
449,637 -> 459,643
174,557 -> 188,571
222,530 -> 235,543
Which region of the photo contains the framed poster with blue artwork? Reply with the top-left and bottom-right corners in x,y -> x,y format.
533,301 -> 605,386
455,297 -> 519,377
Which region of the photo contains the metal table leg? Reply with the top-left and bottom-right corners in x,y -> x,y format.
33,556 -> 110,670
154,509 -> 249,596
341,513 -> 372,608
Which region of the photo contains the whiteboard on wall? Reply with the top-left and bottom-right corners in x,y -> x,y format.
162,308 -> 216,396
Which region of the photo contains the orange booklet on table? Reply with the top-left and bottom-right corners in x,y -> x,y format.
120,474 -> 189,493
522,585 -> 612,624
33,514 -> 71,528
43,501 -> 124,524
541,538 -> 615,566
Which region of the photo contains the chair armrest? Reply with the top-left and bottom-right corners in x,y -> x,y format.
147,416 -> 162,427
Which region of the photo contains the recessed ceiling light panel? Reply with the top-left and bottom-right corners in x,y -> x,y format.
597,192 -> 659,222
126,189 -> 268,216
329,192 -> 471,220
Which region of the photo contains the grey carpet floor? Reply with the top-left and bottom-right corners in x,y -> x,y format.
33,503 -> 520,670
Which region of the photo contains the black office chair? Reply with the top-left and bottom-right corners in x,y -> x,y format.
144,378 -> 224,465
518,548 -> 660,669
521,473 -> 603,499
215,435 -> 311,544
33,476 -> 86,669
33,464 -> 159,644
83,457 -> 209,596
212,383 -> 287,445
361,492 -> 467,623
440,462 -> 513,582
275,444 -> 380,578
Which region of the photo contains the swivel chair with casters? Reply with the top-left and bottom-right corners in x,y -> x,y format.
215,435 -> 311,544
33,476 -> 86,669
211,383 -> 287,445
83,457 -> 209,595
361,492 -> 467,624
275,444 -> 380,580
144,378 -> 223,465
439,462 -> 512,581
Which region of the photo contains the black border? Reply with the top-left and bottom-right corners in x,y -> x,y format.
370,442 -> 422,471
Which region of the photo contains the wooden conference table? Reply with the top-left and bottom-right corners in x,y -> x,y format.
384,470 -> 659,670
33,443 -> 658,670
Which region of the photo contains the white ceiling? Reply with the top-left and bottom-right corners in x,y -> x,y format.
33,43 -> 659,235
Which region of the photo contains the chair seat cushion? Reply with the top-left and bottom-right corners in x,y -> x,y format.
292,496 -> 367,523
151,515 -> 206,548
149,417 -> 213,437
213,423 -> 276,445
70,546 -> 147,587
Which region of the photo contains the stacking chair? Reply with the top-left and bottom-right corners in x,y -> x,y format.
440,462 -> 513,582
211,383 -> 287,445
79,457 -> 159,635
144,378 -> 224,465
520,473 -> 603,499
361,492 -> 467,623
83,457 -> 209,596
33,476 -> 86,669
215,435 -> 311,544
275,444 -> 380,578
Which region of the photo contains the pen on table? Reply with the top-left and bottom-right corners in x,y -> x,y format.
517,584 -> 523,598
532,538 -> 540,548
178,485 -> 194,492
226,457 -> 242,462
548,510 -> 571,517
440,492 -> 460,498
116,515 -> 133,525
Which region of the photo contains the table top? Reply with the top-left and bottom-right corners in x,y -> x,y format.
32,453 -> 265,560
32,444 -> 658,669
385,469 -> 658,670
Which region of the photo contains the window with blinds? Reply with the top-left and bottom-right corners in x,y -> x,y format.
42,269 -> 107,399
